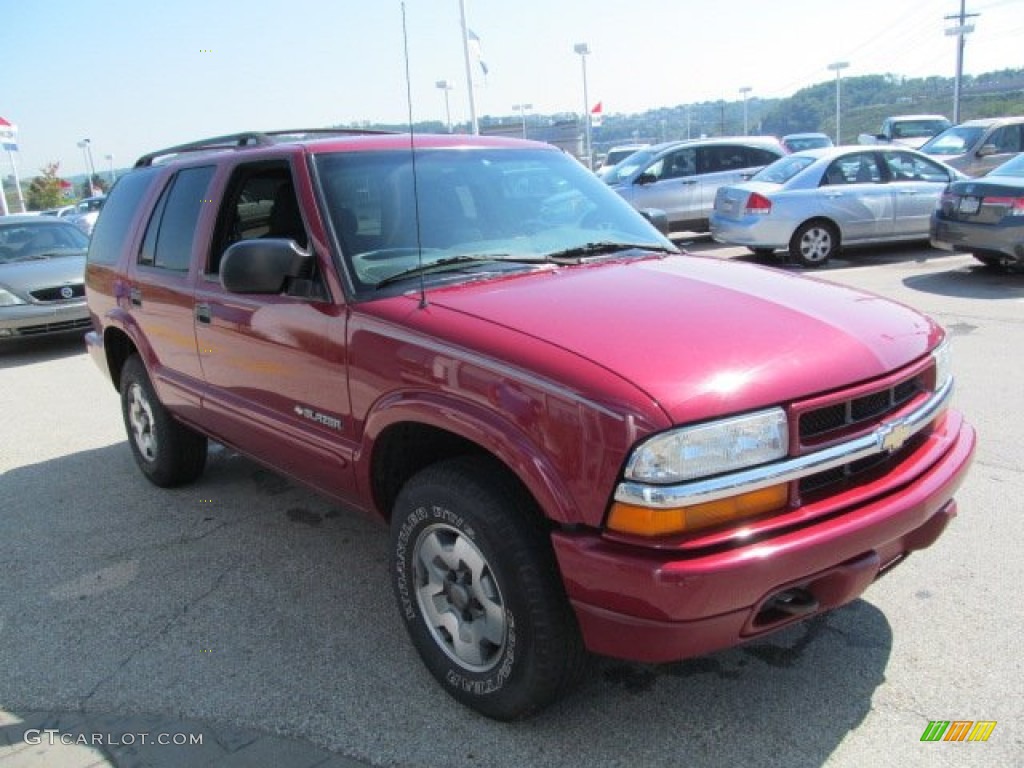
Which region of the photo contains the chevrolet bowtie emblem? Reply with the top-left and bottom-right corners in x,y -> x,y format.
878,421 -> 912,453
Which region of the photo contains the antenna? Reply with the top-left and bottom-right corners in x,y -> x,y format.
400,2 -> 428,309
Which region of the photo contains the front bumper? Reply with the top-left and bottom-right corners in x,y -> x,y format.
552,410 -> 975,663
0,301 -> 90,339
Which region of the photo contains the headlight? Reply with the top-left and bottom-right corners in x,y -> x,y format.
625,407 -> 788,484
932,338 -> 952,391
0,287 -> 26,307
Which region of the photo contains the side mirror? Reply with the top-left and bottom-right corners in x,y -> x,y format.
635,172 -> 657,185
638,208 -> 670,235
977,143 -> 998,157
220,238 -> 312,294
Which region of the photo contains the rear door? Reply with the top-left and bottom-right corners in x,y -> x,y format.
127,165 -> 216,421
882,150 -> 954,236
816,151 -> 894,243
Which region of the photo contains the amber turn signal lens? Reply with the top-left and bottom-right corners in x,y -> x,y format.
607,484 -> 788,537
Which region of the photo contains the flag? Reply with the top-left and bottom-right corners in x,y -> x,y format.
0,116 -> 18,152
467,29 -> 489,77
590,101 -> 603,128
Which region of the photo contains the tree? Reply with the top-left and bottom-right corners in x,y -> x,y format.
26,162 -> 65,211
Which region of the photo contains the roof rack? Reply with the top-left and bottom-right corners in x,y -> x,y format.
133,128 -> 395,168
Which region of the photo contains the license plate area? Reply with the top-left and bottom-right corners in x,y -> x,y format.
958,196 -> 980,215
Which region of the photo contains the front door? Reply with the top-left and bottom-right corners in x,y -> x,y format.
194,159 -> 358,500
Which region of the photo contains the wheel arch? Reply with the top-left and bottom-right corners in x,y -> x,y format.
361,394 -> 583,528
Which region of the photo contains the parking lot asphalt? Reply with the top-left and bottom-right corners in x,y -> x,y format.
1,243 -> 1022,767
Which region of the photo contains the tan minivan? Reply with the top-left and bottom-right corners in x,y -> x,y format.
920,116 -> 1024,177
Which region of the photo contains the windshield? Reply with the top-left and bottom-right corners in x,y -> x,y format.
603,147 -> 660,184
891,119 -> 950,139
0,222 -> 89,263
784,136 -> 831,152
920,125 -> 986,155
314,147 -> 674,293
752,155 -> 816,184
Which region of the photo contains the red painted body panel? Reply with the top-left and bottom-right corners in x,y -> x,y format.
553,412 -> 975,662
425,254 -> 941,423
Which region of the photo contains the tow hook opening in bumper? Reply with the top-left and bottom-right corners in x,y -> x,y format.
756,588 -> 820,626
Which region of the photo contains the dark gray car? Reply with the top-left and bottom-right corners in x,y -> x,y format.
0,215 -> 90,339
931,152 -> 1024,268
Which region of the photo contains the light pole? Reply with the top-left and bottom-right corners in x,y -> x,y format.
512,103 -> 532,138
739,86 -> 752,135
827,61 -> 849,144
104,154 -> 116,185
574,42 -> 592,168
77,139 -> 97,195
436,80 -> 454,132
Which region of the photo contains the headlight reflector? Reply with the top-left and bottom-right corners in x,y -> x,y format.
625,408 -> 788,484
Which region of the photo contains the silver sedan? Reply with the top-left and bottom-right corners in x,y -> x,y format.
0,215 -> 90,340
710,146 -> 963,266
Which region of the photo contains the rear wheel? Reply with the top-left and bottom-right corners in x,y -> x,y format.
789,220 -> 838,267
390,456 -> 586,720
120,355 -> 207,487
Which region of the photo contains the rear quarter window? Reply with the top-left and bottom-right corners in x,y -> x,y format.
87,168 -> 161,266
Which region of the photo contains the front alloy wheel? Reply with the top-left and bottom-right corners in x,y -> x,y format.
413,523 -> 507,672
390,457 -> 586,720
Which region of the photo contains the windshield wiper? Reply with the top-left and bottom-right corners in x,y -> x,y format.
544,241 -> 677,263
374,254 -> 550,289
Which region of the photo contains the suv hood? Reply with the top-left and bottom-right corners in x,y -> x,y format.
427,255 -> 938,423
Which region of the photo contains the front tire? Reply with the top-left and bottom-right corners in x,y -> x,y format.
390,457 -> 586,720
120,355 -> 207,487
789,220 -> 838,267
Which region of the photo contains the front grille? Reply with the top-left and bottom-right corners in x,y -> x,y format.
800,434 -> 925,496
798,374 -> 925,442
16,317 -> 91,336
29,284 -> 86,302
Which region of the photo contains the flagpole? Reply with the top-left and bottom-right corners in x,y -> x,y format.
458,0 -> 479,135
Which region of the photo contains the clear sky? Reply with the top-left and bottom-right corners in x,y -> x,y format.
2,0 -> 1022,179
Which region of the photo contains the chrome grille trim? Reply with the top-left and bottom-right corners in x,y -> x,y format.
614,377 -> 953,510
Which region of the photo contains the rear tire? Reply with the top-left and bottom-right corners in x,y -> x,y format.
789,220 -> 838,267
390,456 -> 586,720
120,355 -> 207,487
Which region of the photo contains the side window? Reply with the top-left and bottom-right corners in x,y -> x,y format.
884,152 -> 950,183
662,149 -> 696,179
209,164 -> 307,275
746,147 -> 782,167
88,168 -> 160,266
822,153 -> 881,186
989,124 -> 1022,153
138,166 -> 215,272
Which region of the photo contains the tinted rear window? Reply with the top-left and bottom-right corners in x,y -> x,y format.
87,168 -> 160,265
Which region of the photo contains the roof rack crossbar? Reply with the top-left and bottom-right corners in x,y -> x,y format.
133,128 -> 397,168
